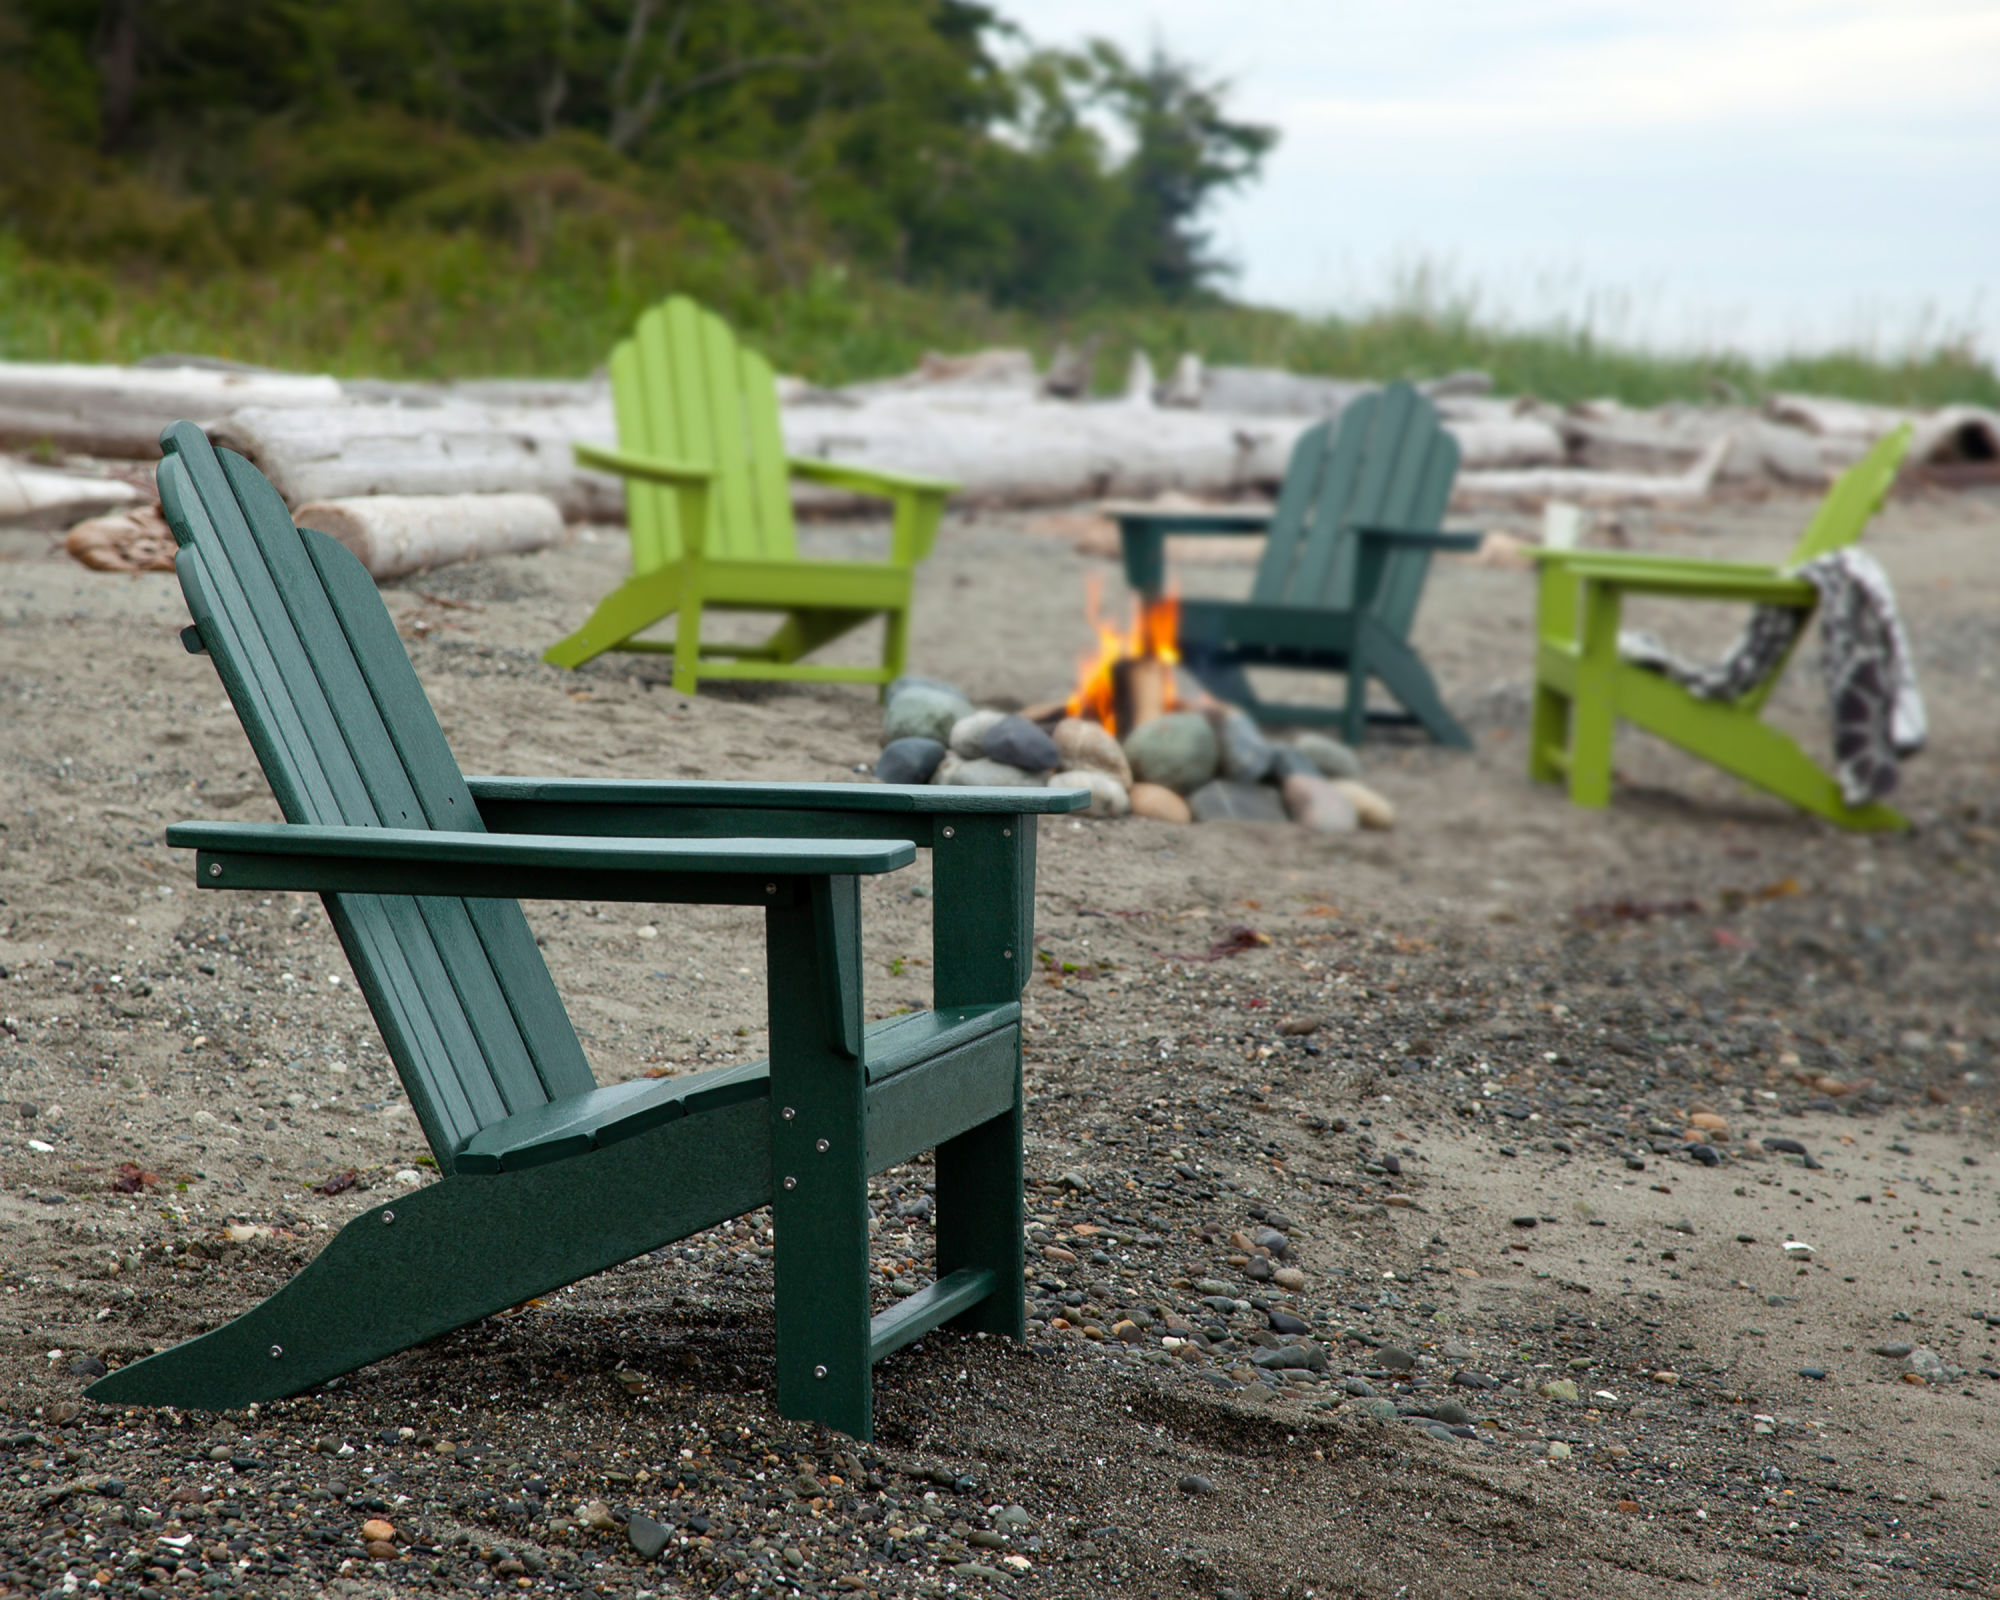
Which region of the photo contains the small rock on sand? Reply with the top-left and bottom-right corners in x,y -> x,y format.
876,736 -> 947,785
1053,717 -> 1132,785
885,684 -> 972,744
983,713 -> 1061,771
948,709 -> 1008,757
1051,768 -> 1128,817
1187,778 -> 1286,823
1128,782 -> 1192,823
1124,712 -> 1219,793
934,753 -> 1046,787
1330,778 -> 1395,829
1294,732 -> 1363,779
1281,773 -> 1358,833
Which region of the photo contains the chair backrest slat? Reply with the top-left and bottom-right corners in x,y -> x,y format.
1784,425 -> 1912,568
159,423 -> 597,1162
611,296 -> 799,568
1251,384 -> 1459,632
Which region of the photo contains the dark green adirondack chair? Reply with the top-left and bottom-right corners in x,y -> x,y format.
1114,382 -> 1479,746
86,422 -> 1085,1442
546,296 -> 955,693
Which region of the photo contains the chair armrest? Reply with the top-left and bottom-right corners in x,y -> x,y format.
1350,524 -> 1483,552
573,442 -> 716,487
1112,508 -> 1273,593
1104,506 -> 1274,535
1543,557 -> 1816,605
464,777 -> 1090,845
788,456 -> 958,498
168,821 -> 913,904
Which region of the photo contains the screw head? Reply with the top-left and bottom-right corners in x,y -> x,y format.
814,1364 -> 828,1380
815,1138 -> 829,1153
782,1106 -> 796,1120
783,1175 -> 797,1190
269,1344 -> 283,1360
941,826 -> 954,839
1002,949 -> 1012,959
208,862 -> 222,878
381,1210 -> 395,1224
1002,827 -> 1011,837
766,882 -> 778,895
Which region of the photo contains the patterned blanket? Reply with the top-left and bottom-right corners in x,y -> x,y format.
1618,548 -> 1925,806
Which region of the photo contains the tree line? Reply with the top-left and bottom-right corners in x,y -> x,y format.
1,0 -> 1275,309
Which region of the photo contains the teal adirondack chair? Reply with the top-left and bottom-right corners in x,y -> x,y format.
1528,424 -> 1913,830
546,296 -> 955,694
1114,382 -> 1480,746
87,421 -> 1085,1442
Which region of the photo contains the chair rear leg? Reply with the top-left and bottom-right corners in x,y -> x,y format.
672,592 -> 705,696
935,1089 -> 1025,1340
880,604 -> 910,701
87,1101 -> 773,1411
543,570 -> 685,670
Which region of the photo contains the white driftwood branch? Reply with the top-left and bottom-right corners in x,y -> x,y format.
1453,437 -> 1731,504
0,364 -> 342,457
294,493 -> 565,580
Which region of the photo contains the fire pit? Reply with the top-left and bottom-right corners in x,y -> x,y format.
873,583 -> 1395,833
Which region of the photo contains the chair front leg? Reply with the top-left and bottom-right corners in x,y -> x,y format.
766,875 -> 873,1438
1568,577 -> 1623,808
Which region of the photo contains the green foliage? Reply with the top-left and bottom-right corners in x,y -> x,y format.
0,1 -> 1993,405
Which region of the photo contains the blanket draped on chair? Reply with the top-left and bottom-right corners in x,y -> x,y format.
1618,548 -> 1925,806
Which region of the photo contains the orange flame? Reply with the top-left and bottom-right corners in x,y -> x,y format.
1065,576 -> 1181,738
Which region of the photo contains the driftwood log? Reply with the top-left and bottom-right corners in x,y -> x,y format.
295,493 -> 566,580
0,461 -> 144,528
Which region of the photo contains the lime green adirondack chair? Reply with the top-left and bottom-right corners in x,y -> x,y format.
546,297 -> 956,693
1527,424 -> 1913,830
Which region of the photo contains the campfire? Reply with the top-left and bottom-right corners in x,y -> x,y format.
1066,577 -> 1182,738
873,579 -> 1393,835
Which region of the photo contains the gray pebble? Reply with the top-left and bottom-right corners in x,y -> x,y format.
1294,732 -> 1363,779
1123,712 -> 1219,793
875,737 -> 946,785
1342,1375 -> 1376,1397
1377,1345 -> 1416,1371
1176,1473 -> 1215,1496
626,1514 -> 669,1560
1187,778 -> 1287,823
884,684 -> 973,744
983,714 -> 1061,772
1209,706 -> 1275,782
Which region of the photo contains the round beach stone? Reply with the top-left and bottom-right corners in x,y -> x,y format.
1267,745 -> 1317,783
1123,711 -> 1219,793
1187,778 -> 1286,823
1293,732 -> 1363,779
885,683 -> 972,745
1208,705 -> 1275,783
947,709 -> 1008,757
1281,773 -> 1359,833
1331,778 -> 1396,829
983,713 -> 1061,772
875,737 -> 947,785
1050,768 -> 1128,818
1053,717 -> 1133,786
1127,781 -> 1192,823
935,753 -> 1046,788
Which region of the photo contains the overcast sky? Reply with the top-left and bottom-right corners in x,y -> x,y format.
992,0 -> 2000,359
